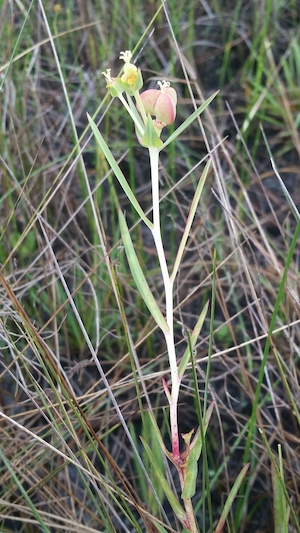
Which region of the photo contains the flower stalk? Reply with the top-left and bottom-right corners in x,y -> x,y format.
148,145 -> 180,459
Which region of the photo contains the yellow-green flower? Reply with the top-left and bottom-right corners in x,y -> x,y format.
54,3 -> 62,14
121,62 -> 138,85
119,50 -> 140,88
102,51 -> 143,96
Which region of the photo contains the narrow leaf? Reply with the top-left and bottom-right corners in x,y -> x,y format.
160,90 -> 219,151
87,113 -> 153,230
178,300 -> 209,379
259,429 -> 299,531
181,444 -> 199,500
118,209 -> 169,334
171,159 -> 211,282
141,114 -> 163,148
146,409 -> 175,464
181,402 -> 214,499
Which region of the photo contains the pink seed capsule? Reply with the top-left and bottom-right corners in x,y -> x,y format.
138,82 -> 177,126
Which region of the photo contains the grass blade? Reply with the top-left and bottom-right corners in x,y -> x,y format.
0,445 -> 52,533
214,463 -> 250,533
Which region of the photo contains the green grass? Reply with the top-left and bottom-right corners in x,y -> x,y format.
0,1 -> 300,532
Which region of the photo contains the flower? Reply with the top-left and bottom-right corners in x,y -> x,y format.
135,81 -> 177,147
138,81 -> 177,127
102,51 -> 143,96
121,62 -> 138,85
54,3 -> 62,14
119,51 -> 138,86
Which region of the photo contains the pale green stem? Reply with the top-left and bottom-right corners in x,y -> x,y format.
118,93 -> 144,137
149,146 -> 180,460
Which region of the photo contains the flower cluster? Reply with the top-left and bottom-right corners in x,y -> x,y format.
102,50 -> 177,146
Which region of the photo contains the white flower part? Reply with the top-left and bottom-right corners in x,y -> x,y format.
102,69 -> 113,83
119,50 -> 133,64
157,80 -> 170,91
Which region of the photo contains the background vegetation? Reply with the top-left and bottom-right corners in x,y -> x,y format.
0,0 -> 299,532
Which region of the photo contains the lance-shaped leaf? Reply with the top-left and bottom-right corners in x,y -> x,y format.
141,436 -> 187,526
118,209 -> 169,334
87,113 -> 153,230
181,401 -> 215,499
139,114 -> 163,148
160,90 -> 219,151
181,441 -> 199,501
146,409 -> 175,465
